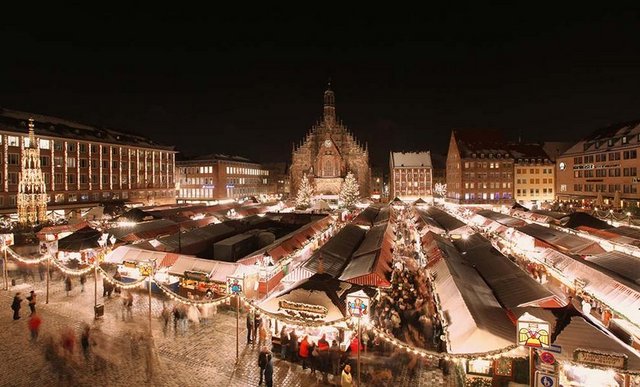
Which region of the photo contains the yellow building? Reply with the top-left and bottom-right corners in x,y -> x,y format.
512,144 -> 555,206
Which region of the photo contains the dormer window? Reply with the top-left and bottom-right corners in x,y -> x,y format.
489,153 -> 494,158
622,136 -> 628,144
608,139 -> 614,147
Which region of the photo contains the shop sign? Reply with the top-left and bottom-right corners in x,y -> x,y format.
535,372 -> 557,387
517,313 -> 550,348
139,263 -> 153,276
633,177 -> 640,184
572,164 -> 594,170
185,271 -> 209,282
346,289 -> 370,318
573,349 -> 628,370
0,233 -> 14,247
39,240 -> 57,255
279,300 -> 327,316
226,276 -> 243,295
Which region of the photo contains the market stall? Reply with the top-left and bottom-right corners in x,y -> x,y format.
103,245 -> 180,292
259,273 -> 376,361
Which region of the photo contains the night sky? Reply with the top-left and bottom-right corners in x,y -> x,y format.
2,5 -> 640,168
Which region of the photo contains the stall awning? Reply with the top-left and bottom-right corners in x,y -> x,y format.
554,317 -> 640,371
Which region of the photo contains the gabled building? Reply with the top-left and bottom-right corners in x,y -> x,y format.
556,121 -> 640,206
511,144 -> 555,206
389,151 -> 433,201
290,83 -> 370,199
446,130 -> 514,203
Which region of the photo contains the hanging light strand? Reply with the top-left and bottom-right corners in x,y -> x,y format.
5,247 -> 49,264
152,279 -> 230,307
50,258 -> 96,276
97,266 -> 149,289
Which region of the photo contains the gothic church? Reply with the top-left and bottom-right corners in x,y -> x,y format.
290,84 -> 370,197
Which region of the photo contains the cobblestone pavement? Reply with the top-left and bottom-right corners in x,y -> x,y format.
0,271 -> 454,386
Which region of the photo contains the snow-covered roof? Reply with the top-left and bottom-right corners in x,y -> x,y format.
390,151 -> 432,168
0,107 -> 175,151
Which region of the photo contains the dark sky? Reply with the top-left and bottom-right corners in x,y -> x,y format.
2,5 -> 640,168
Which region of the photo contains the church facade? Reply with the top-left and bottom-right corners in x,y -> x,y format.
290,85 -> 370,198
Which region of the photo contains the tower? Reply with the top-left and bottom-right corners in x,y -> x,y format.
17,119 -> 48,224
323,82 -> 336,127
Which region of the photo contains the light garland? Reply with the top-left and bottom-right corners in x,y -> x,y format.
5,247 -> 49,264
153,279 -> 230,307
50,258 -> 96,276
241,297 -> 351,328
98,266 -> 149,289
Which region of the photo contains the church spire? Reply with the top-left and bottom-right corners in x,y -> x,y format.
28,118 -> 36,148
323,80 -> 336,126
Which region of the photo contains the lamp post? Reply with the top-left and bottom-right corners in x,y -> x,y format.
346,290 -> 370,387
227,275 -> 244,363
139,260 -> 154,336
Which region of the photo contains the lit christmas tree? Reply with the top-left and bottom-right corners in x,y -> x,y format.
339,171 -> 360,208
296,174 -> 314,209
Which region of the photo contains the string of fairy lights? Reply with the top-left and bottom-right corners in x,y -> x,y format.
4,245 -> 638,372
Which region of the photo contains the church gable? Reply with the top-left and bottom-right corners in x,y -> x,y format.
315,137 -> 342,178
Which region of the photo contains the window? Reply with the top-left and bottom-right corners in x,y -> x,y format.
622,136 -> 628,144
66,157 -> 76,168
39,139 -> 50,149
623,167 -> 637,176
54,156 -> 64,167
90,145 -> 98,153
67,174 -> 76,184
54,141 -> 63,151
8,172 -> 18,184
79,144 -> 87,153
7,136 -> 19,147
54,173 -> 63,184
623,150 -> 637,159
8,154 -> 19,165
40,156 -> 50,167
80,174 -> 88,184
67,143 -> 75,152
79,159 -> 88,168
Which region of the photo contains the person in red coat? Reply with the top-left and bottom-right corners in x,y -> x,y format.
299,335 -> 310,369
28,313 -> 42,341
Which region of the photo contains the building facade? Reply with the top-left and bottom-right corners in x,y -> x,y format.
556,121 -> 640,206
0,108 -> 176,214
176,155 -> 271,203
446,130 -> 514,203
512,144 -> 555,205
290,84 -> 370,198
389,152 -> 433,201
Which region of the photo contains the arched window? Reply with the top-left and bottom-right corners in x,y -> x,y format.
323,159 -> 334,177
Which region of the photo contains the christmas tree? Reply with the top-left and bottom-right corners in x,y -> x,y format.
296,174 -> 314,209
339,171 -> 360,208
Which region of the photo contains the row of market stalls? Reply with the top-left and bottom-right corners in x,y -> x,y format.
422,207 -> 640,385
284,208 -> 395,289
104,245 -> 259,299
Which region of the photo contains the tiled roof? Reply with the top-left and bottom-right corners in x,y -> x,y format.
452,129 -> 513,158
0,107 -> 175,151
562,120 -> 640,155
390,151 -> 432,168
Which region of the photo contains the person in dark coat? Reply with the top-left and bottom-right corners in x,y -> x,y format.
264,351 -> 274,387
11,292 -> 22,320
64,276 -> 72,296
80,274 -> 86,293
258,346 -> 270,385
26,290 -> 37,315
289,329 -> 299,362
246,312 -> 254,344
254,312 -> 262,343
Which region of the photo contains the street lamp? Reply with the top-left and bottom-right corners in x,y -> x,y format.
227,275 -> 244,363
346,290 -> 371,387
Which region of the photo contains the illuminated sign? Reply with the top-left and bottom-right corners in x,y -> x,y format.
226,276 -> 243,295
346,289 -> 370,318
572,164 -> 594,170
278,300 -> 328,316
517,313 -> 550,348
574,349 -> 627,370
202,184 -> 215,189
